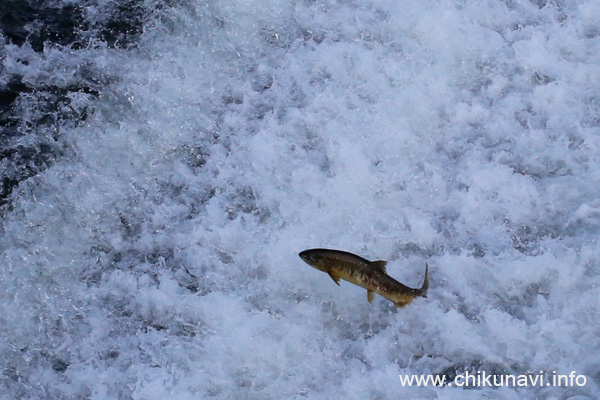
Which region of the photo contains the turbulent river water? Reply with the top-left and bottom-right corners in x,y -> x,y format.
1,1 -> 599,398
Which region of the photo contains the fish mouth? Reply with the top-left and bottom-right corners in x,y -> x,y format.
299,250 -> 327,272
298,250 -> 312,262
299,250 -> 320,264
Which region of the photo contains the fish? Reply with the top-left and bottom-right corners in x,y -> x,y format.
298,248 -> 429,308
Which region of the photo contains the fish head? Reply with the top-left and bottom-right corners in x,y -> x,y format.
298,249 -> 331,272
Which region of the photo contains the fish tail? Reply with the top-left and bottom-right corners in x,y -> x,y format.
420,263 -> 429,298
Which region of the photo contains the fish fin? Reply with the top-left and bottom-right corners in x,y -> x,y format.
367,290 -> 375,304
328,272 -> 341,286
369,260 -> 387,273
394,300 -> 412,308
420,263 -> 429,298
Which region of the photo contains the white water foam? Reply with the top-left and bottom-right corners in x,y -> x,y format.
1,0 -> 599,398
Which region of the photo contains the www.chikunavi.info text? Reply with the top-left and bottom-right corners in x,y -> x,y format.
399,370 -> 587,387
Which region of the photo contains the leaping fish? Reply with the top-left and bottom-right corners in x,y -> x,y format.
299,248 -> 429,308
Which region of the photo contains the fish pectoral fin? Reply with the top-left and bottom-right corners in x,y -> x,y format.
367,290 -> 375,304
328,272 -> 341,286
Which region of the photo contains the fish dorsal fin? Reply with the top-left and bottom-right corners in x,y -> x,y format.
369,260 -> 387,273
